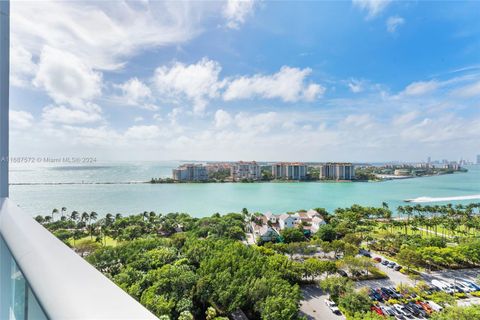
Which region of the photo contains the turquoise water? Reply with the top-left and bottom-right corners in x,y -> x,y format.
9,162 -> 480,218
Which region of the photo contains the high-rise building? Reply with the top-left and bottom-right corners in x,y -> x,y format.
319,163 -> 355,180
172,164 -> 208,181
230,161 -> 261,181
477,154 -> 480,165
272,162 -> 307,180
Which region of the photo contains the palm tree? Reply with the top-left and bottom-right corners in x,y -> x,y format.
61,207 -> 67,219
89,211 -> 98,227
101,213 -> 116,245
81,212 -> 89,223
70,211 -> 79,222
51,208 -> 59,222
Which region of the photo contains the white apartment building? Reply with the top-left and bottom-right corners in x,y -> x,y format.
230,161 -> 261,181
172,164 -> 209,181
272,162 -> 307,180
319,163 -> 355,180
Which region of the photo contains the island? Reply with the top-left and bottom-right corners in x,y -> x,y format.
149,160 -> 467,184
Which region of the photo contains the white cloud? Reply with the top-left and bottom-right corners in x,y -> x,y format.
223,0 -> 256,29
393,111 -> 418,126
10,110 -> 34,129
224,66 -> 325,102
65,126 -> 123,147
134,116 -> 144,122
403,80 -> 439,96
342,114 -> 373,129
348,79 -> 364,93
234,112 -> 278,133
33,46 -> 102,105
116,78 -> 152,107
125,125 -> 161,140
386,16 -> 405,33
353,0 -> 391,19
42,104 -> 102,125
154,58 -> 223,113
10,44 -> 37,87
214,109 -> 232,128
452,81 -> 480,98
11,1 -> 204,71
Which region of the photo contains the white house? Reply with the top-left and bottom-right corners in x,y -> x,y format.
306,209 -> 320,219
255,225 -> 279,242
264,212 -> 278,224
278,213 -> 299,229
311,216 -> 326,233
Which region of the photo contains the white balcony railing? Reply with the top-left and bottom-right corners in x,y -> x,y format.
0,198 -> 158,320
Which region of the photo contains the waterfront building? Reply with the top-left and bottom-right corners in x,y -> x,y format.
477,154 -> 480,165
278,214 -> 299,229
319,163 -> 355,180
394,169 -> 411,176
230,161 -> 261,181
172,164 -> 208,181
271,162 -> 307,180
253,225 -> 279,242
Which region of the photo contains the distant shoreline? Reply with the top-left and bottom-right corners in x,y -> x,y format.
10,181 -> 148,186
10,170 -> 467,186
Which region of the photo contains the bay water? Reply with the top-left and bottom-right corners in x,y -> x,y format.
9,162 -> 480,218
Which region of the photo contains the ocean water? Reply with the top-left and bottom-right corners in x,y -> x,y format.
8,162 -> 480,218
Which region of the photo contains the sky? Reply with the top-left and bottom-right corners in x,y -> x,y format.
8,0 -> 480,162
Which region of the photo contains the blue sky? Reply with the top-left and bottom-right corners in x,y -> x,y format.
8,0 -> 480,162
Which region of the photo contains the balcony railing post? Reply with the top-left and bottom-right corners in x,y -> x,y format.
0,0 -> 9,198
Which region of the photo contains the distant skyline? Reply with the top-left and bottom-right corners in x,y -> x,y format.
8,1 -> 480,162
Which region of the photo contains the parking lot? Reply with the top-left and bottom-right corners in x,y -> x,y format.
299,285 -> 345,320
355,255 -> 414,290
300,251 -> 480,319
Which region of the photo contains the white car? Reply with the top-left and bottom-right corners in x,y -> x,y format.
325,299 -> 341,315
427,300 -> 443,312
432,280 -> 455,294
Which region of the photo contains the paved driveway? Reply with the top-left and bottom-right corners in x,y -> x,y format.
299,285 -> 346,320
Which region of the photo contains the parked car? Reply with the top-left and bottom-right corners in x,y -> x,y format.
376,288 -> 389,301
456,281 -> 474,293
373,257 -> 382,263
427,300 -> 443,312
370,306 -> 384,316
432,280 -> 455,294
387,262 -> 396,268
380,305 -> 395,317
325,299 -> 341,315
407,301 -> 426,318
385,287 -> 402,299
381,260 -> 389,266
359,249 -> 372,258
416,301 -> 433,315
393,304 -> 411,318
466,281 -> 480,291
369,289 -> 383,302
393,265 -> 402,271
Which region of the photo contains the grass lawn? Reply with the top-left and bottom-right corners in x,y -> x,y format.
374,223 -> 478,239
68,236 -> 119,248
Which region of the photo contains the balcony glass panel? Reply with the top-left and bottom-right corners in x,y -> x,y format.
0,236 -> 48,320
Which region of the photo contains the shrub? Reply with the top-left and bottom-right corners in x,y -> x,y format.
454,293 -> 467,299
